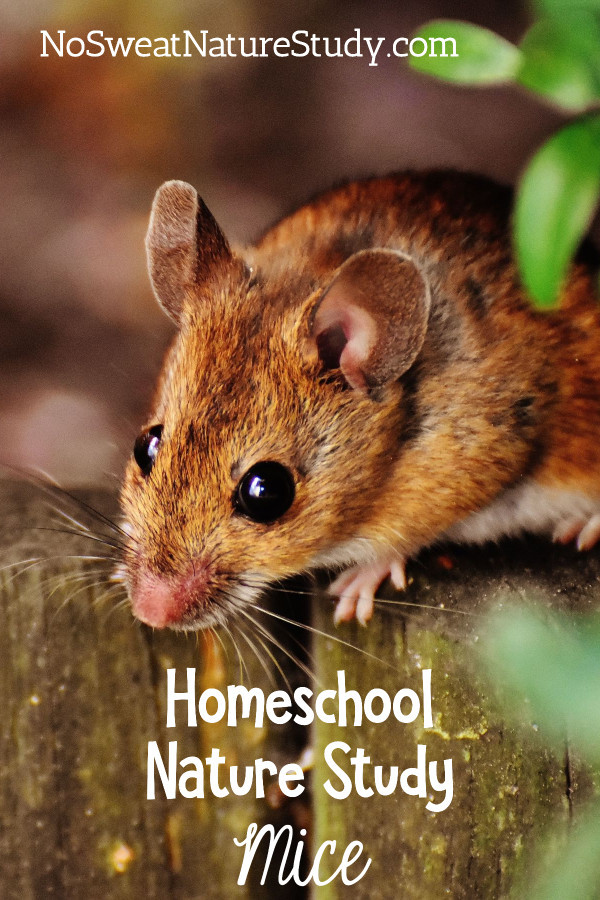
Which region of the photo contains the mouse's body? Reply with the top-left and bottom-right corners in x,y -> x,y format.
119,171 -> 600,629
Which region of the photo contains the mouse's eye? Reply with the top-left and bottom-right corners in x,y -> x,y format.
133,424 -> 163,476
234,461 -> 295,523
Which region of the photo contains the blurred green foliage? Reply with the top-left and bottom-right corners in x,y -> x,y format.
517,13 -> 600,111
409,4 -> 600,309
483,606 -> 600,899
485,606 -> 600,762
409,21 -> 520,84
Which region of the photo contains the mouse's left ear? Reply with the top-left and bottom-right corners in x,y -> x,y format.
146,180 -> 232,324
311,249 -> 430,392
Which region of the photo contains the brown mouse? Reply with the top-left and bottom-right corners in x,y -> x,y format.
118,171 -> 600,629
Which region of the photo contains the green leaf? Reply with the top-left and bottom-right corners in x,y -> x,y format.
519,803 -> 600,900
408,20 -> 521,84
514,114 -> 600,308
534,0 -> 600,20
517,13 -> 600,111
482,606 -> 600,761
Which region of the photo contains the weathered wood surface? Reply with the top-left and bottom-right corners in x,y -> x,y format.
1,480 -> 599,898
312,540 -> 600,899
0,481 -> 307,899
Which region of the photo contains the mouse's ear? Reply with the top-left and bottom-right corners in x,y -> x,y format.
146,180 -> 232,324
311,249 -> 430,393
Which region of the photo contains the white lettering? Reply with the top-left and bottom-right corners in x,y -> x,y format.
147,740 -> 177,800
166,667 -> 196,727
427,758 -> 454,812
409,36 -> 429,57
291,30 -> 310,57
87,30 -> 105,57
429,37 -> 458,57
40,30 -> 64,57
183,30 -> 207,57
323,741 -> 353,800
364,35 -> 385,67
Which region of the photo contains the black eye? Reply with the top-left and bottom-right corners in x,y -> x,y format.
234,461 -> 295,523
133,425 -> 163,476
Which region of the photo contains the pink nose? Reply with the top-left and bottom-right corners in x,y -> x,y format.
131,566 -> 211,628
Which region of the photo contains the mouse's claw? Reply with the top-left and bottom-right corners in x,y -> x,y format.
329,556 -> 407,625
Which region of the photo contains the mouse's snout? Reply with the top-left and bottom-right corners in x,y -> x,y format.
130,562 -> 213,629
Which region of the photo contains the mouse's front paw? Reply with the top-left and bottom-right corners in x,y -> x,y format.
329,557 -> 406,626
553,514 -> 600,551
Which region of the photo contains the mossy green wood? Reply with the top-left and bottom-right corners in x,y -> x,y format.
0,481 -> 304,900
311,541 -> 600,899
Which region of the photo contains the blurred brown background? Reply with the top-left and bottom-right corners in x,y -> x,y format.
0,0 -> 569,485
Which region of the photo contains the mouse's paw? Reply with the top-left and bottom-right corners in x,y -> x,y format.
329,557 -> 406,626
553,514 -> 600,551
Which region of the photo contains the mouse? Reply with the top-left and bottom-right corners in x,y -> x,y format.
117,170 -> 600,630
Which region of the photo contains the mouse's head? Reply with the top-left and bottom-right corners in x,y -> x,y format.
119,181 -> 430,630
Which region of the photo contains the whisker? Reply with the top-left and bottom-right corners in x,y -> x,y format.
266,611 -> 319,672
238,573 -> 475,622
0,559 -> 48,589
50,507 -> 93,534
0,559 -> 118,607
221,621 -> 248,685
236,609 -> 300,692
48,572 -> 103,608
48,515 -> 129,553
237,607 -> 317,686
46,505 -> 131,552
4,554 -> 116,568
247,601 -> 395,672
31,527 -> 125,554
2,463 -> 130,540
373,598 -> 477,618
96,587 -> 130,620
211,625 -> 230,665
233,620 -> 278,690
98,592 -> 130,614
0,557 -> 43,574
47,575 -> 125,624
240,621 -> 293,694
41,568 -> 115,596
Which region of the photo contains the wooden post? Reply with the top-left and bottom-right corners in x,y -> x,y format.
311,541 -> 600,897
1,480 -> 598,897
0,481 -> 307,898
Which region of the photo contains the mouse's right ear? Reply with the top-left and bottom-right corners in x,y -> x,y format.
146,180 -> 232,324
309,249 -> 431,393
